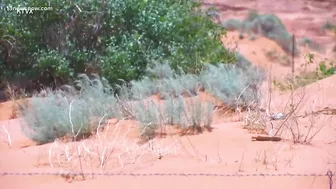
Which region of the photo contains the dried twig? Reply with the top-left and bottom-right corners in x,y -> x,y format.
1,124 -> 12,147
116,94 -> 135,119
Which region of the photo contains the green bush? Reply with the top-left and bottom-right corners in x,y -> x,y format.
318,60 -> 336,76
1,0 -> 234,89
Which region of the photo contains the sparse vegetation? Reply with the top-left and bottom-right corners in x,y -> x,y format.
273,57 -> 335,91
264,49 -> 291,66
222,11 -> 299,55
298,37 -> 324,52
323,21 -> 336,34
244,51 -> 335,144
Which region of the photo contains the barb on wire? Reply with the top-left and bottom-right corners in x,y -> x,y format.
327,170 -> 333,189
0,172 -> 331,177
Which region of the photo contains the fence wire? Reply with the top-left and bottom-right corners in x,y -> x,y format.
0,171 -> 333,177
1,171 -> 334,188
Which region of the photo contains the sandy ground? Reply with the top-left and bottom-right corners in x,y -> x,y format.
1,0 -> 336,188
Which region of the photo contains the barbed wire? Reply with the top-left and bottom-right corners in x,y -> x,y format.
0,171 -> 333,177
1,171 -> 334,188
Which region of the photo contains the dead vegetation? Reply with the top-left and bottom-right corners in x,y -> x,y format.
242,49 -> 335,144
46,116 -> 181,181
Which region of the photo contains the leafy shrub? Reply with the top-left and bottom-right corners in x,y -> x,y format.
1,0 -> 234,89
318,60 -> 336,76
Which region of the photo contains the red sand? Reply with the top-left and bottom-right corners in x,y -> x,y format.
1,0 -> 336,188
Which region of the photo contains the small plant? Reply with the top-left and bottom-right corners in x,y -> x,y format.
323,21 -> 336,33
318,60 -> 336,76
5,83 -> 28,119
273,56 -> 335,91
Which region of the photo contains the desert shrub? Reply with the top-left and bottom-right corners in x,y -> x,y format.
146,61 -> 175,80
19,52 -> 260,143
130,73 -> 199,100
200,63 -> 265,109
1,0 -> 234,89
157,75 -> 199,99
158,77 -> 185,99
222,11 -> 298,55
183,97 -> 214,131
130,62 -> 200,100
234,52 -> 253,69
130,77 -> 158,100
323,21 -> 336,33
131,54 -> 262,107
19,74 -> 121,144
246,10 -> 259,22
132,94 -> 215,139
298,37 -> 324,52
163,96 -> 185,126
177,73 -> 200,96
250,13 -> 298,55
133,100 -> 161,139
222,19 -> 242,31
